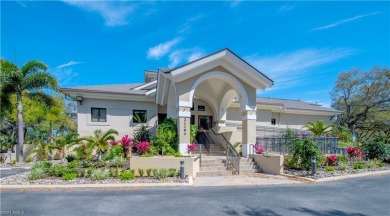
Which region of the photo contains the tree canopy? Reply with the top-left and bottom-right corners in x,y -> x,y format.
331,66 -> 390,143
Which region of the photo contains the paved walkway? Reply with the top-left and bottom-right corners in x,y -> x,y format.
194,173 -> 304,187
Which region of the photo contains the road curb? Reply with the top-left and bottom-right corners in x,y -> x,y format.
314,170 -> 390,183
0,182 -> 191,190
0,167 -> 31,170
281,170 -> 390,183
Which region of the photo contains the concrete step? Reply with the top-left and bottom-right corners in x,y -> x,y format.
240,169 -> 262,174
239,165 -> 261,170
200,163 -> 226,168
196,170 -> 232,177
201,159 -> 222,164
201,166 -> 228,172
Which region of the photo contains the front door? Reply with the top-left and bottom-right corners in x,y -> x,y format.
198,116 -> 212,130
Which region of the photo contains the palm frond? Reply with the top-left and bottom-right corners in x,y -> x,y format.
26,92 -> 56,108
22,72 -> 59,91
20,60 -> 48,77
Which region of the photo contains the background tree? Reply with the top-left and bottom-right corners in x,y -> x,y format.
0,59 -> 58,162
331,66 -> 389,142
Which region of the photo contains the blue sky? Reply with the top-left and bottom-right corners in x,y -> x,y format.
2,1 -> 389,107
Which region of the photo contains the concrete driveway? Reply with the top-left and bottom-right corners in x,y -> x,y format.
0,168 -> 29,179
1,175 -> 389,216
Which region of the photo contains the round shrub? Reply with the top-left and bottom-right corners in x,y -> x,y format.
120,170 -> 135,180
91,169 -> 108,181
362,141 -> 388,161
28,168 -> 46,180
49,165 -> 67,177
62,172 -> 77,181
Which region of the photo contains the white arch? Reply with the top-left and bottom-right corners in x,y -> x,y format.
189,71 -> 249,112
167,82 -> 177,119
219,89 -> 237,121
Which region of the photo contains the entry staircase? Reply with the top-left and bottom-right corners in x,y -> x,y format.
194,131 -> 262,177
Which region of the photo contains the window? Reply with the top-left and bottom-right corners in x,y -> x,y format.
133,110 -> 147,123
198,105 -> 205,112
271,118 -> 276,125
91,108 -> 106,122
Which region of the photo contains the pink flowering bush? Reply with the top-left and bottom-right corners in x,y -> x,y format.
254,144 -> 265,154
109,140 -> 118,145
137,141 -> 150,155
346,146 -> 364,159
326,154 -> 337,166
187,143 -> 196,154
119,135 -> 132,150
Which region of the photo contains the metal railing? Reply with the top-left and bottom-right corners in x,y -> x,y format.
195,132 -> 211,154
255,137 -> 341,155
210,128 -> 240,175
194,144 -> 202,166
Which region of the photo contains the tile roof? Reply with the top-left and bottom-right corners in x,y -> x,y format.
257,97 -> 339,112
61,83 -> 147,95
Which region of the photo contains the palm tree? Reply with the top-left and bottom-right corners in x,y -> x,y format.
1,59 -> 58,162
50,132 -> 79,159
302,120 -> 331,137
80,129 -> 118,161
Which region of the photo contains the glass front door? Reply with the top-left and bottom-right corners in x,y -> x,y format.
198,116 -> 212,130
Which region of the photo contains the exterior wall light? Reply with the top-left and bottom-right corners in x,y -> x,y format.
76,96 -> 83,105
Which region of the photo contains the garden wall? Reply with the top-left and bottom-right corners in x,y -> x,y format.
130,157 -> 200,177
249,153 -> 284,175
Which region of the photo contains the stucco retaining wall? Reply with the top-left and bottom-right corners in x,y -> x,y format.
129,157 -> 199,177
250,153 -> 284,175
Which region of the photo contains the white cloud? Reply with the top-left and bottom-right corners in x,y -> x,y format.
51,67 -> 79,86
279,5 -> 295,13
230,0 -> 241,8
16,1 -> 27,8
169,49 -> 205,68
310,12 -> 380,31
246,48 -> 356,90
147,38 -> 181,59
63,1 -> 136,26
56,61 -> 83,69
179,14 -> 204,34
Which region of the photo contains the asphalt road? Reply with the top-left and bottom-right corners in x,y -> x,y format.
1,175 -> 389,216
0,168 -> 28,179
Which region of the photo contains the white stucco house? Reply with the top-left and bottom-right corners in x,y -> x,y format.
61,48 -> 341,157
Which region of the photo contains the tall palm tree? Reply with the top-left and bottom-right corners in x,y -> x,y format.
302,120 -> 331,137
80,129 -> 118,161
0,59 -> 58,162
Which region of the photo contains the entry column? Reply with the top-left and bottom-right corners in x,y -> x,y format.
242,110 -> 257,158
177,105 -> 191,156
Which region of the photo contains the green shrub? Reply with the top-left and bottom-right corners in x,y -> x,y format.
151,118 -> 179,154
326,166 -> 335,172
28,168 -> 46,180
82,160 -> 93,168
337,155 -> 349,163
91,169 -> 108,180
112,156 -> 126,168
120,170 -> 135,180
62,172 -> 77,180
109,168 -> 122,177
353,163 -> 364,169
152,169 -> 157,177
67,160 -> 81,169
85,168 -> 94,177
66,154 -> 77,162
289,138 -> 322,170
283,157 -> 297,168
25,156 -> 33,163
146,168 -> 152,177
376,162 -> 385,167
138,168 -> 144,177
133,125 -> 151,146
365,160 -> 375,168
168,168 -> 177,177
338,161 -> 348,171
32,161 -> 51,173
362,141 -> 388,161
48,165 -> 67,177
103,145 -> 124,161
154,168 -> 169,180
